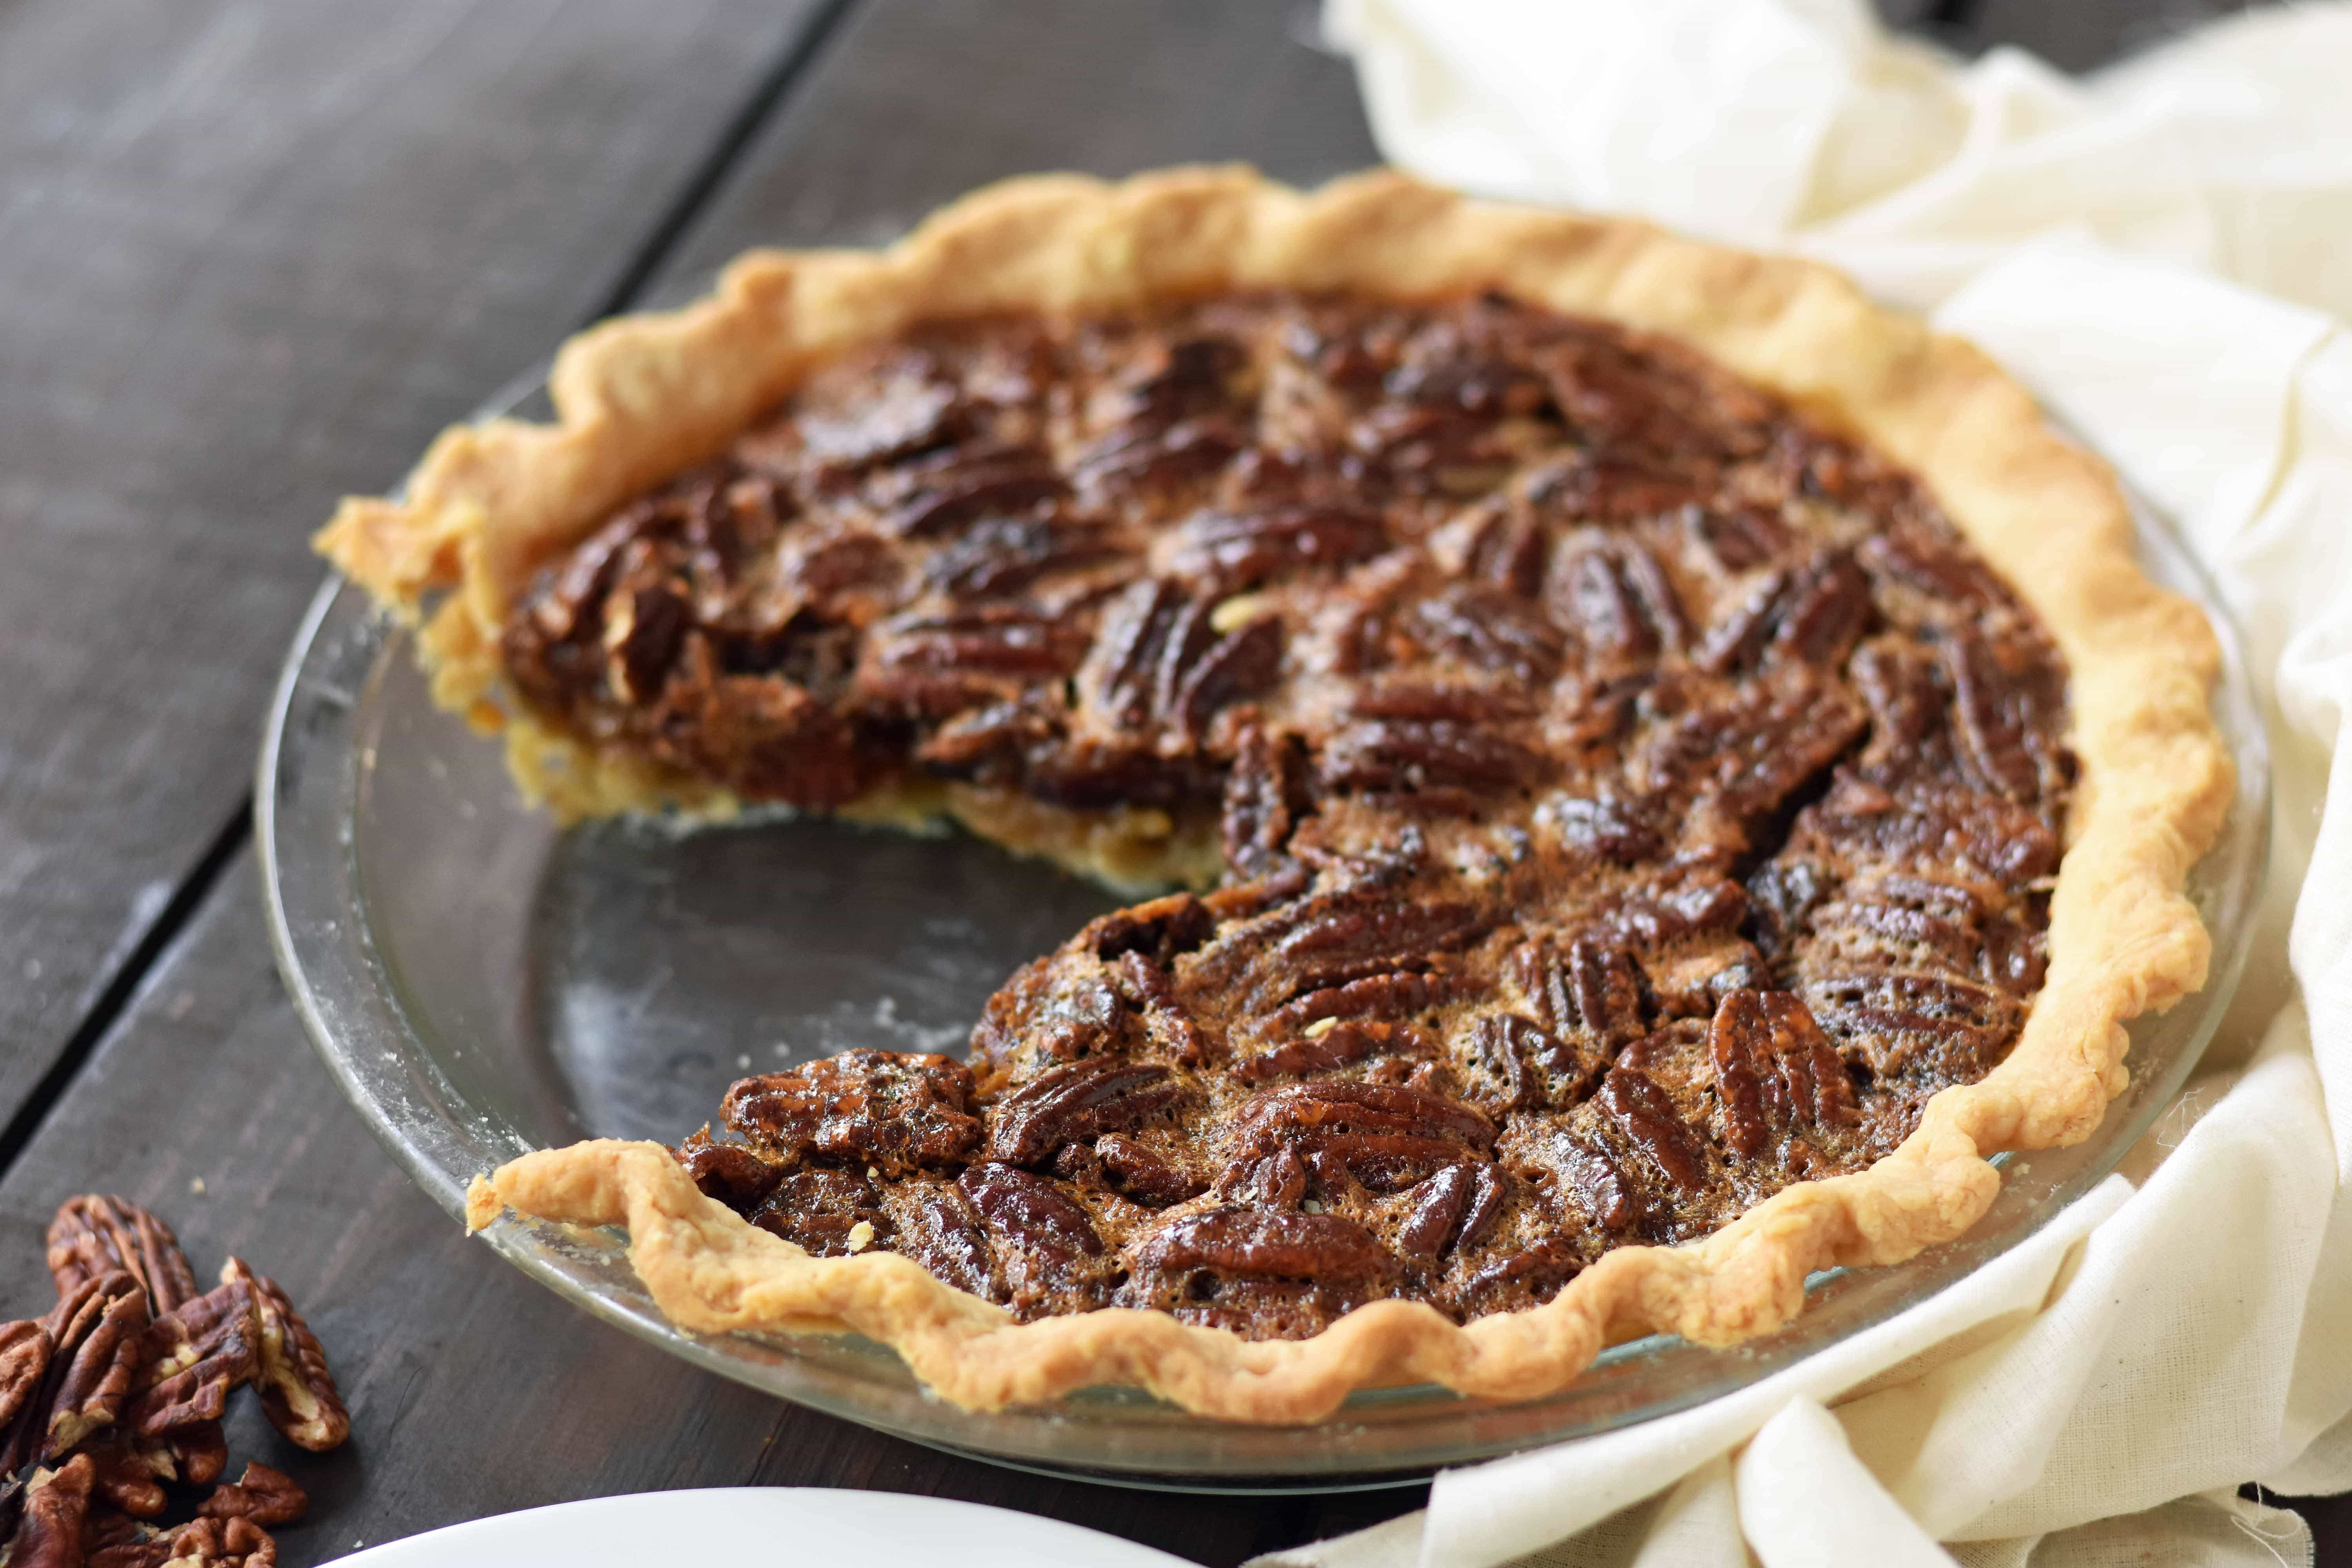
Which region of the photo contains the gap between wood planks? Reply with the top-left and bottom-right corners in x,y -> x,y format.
0,0 -> 864,1188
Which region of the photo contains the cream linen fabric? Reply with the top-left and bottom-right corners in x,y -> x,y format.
1251,3 -> 2352,1564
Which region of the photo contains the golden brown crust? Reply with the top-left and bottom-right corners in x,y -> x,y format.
339,167 -> 2232,1423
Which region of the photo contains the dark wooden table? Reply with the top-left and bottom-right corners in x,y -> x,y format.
0,0 -> 2335,1562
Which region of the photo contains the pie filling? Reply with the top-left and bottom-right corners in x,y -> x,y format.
499,290 -> 2073,1339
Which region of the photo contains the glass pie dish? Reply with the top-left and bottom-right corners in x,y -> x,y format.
259,373 -> 2269,1490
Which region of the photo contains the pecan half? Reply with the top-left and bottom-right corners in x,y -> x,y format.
1317,717 -> 1545,797
796,355 -> 965,472
873,441 -> 1067,539
1395,1163 -> 1507,1258
675,1137 -> 789,1215
1452,1234 -> 1585,1314
1215,1144 -> 1310,1209
1805,775 -> 2058,886
84,1504 -> 167,1568
82,1439 -> 167,1519
195,1463 -> 305,1528
1806,871 -> 2047,995
1942,625 -> 2063,806
218,1261 -> 347,1454
1252,972 -> 1452,1042
1120,1207 -> 1398,1337
0,1320 -> 51,1437
924,514 -> 1124,600
955,1164 -> 1109,1315
1688,505 -> 1791,573
154,1515 -> 277,1567
1450,1014 -> 1604,1115
1438,499 -> 1547,597
141,1421 -> 226,1488
37,1272 -> 148,1457
1504,1069 -> 1716,1241
1168,506 -> 1388,592
1409,584 -> 1564,683
1082,1133 -> 1207,1207
724,1051 -> 981,1175
985,1059 -> 1185,1166
9,1451 -> 94,1568
122,1281 -> 254,1440
1537,795 -> 1662,865
748,1169 -> 890,1258
1546,539 -> 1686,663
1233,1080 -> 1494,1152
956,1164 -> 1102,1265
1802,969 -> 2022,1081
1231,1080 -> 1493,1194
1696,550 -> 1872,674
1510,936 -> 1646,1051
1220,724 -> 1310,879
48,1199 -> 201,1319
880,1180 -> 996,1301
1077,893 -> 1214,968
1709,990 -> 1858,1158
1593,1069 -> 1711,1197
862,604 -> 1089,691
1201,887 -> 1489,1018
1116,335 -> 1251,428
1077,579 -> 1203,729
1132,1207 -> 1393,1283
1232,1020 -> 1428,1084
1078,414 -> 1246,494
1746,857 -> 1830,965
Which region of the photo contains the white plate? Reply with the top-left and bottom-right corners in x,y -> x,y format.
336,1488 -> 1197,1566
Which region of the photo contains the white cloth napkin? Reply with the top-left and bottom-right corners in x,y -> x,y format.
1258,4 -> 2352,1564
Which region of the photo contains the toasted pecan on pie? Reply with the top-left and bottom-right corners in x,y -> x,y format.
321,168 -> 2231,1423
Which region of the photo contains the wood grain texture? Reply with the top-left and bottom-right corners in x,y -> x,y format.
0,0 -> 825,1128
659,0 -> 1380,271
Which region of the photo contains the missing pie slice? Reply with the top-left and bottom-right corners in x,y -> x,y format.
319,168 -> 2231,1424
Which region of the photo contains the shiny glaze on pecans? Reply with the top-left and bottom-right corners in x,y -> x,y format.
505,289 -> 2079,1338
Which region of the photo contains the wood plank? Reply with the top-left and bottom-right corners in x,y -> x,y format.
0,863 -> 1423,1563
0,0 -> 829,1128
658,0 -> 1381,273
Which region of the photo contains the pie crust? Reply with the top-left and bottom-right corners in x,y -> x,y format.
319,167 -> 2232,1424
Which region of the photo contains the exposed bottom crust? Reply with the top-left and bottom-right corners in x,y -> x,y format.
501,707 -> 1222,897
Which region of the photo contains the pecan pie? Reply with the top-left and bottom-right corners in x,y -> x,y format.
321,168 -> 2231,1424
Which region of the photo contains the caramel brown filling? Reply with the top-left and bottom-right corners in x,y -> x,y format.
501,291 -> 2072,1338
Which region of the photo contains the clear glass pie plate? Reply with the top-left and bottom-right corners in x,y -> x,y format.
259,414 -> 2269,1490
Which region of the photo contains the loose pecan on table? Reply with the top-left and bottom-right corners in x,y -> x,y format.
0,1197 -> 342,1567
217,1264 -> 347,1455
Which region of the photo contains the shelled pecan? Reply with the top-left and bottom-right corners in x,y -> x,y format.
0,1200 -> 345,1566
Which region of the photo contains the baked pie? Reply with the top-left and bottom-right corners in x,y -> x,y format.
319,168 -> 2230,1423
